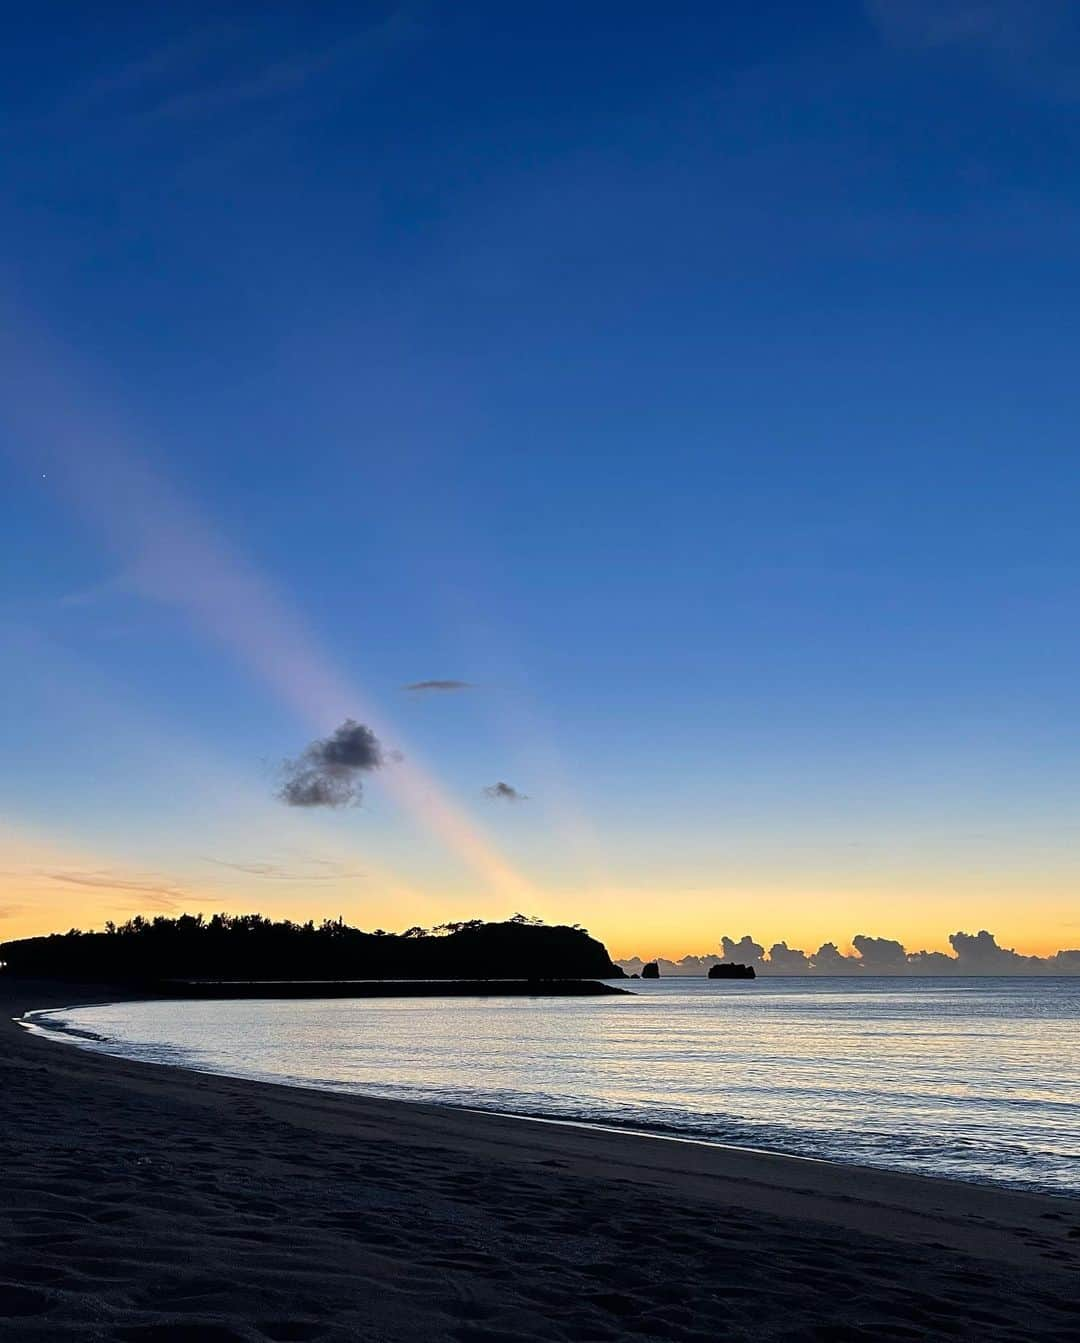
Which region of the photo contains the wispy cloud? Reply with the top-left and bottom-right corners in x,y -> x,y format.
868,0 -> 1036,48
867,1 -> 1080,100
201,856 -> 365,882
150,48 -> 345,121
67,9 -> 426,125
405,679 -> 473,693
44,869 -> 184,910
71,20 -> 246,107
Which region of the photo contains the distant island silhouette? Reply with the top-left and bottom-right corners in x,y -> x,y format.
0,913 -> 627,986
708,963 -> 756,980
636,961 -> 756,980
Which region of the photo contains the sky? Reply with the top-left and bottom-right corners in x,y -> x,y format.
2,2 -> 1080,963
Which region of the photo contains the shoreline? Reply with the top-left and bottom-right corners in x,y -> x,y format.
14,985 -> 1080,1212
23,985 -> 1077,1201
15,1002 -> 872,1177
12,1002 -> 1014,1191
3,978 -> 1079,1341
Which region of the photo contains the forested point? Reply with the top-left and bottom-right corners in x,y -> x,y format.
0,913 -> 627,983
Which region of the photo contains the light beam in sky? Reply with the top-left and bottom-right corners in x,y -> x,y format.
0,322 -> 533,905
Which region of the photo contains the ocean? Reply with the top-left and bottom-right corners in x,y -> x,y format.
25,976 -> 1080,1196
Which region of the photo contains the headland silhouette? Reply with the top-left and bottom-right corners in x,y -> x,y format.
0,912 -> 627,987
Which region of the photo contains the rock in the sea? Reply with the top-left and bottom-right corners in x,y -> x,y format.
641,961 -> 660,979
707,962 -> 756,980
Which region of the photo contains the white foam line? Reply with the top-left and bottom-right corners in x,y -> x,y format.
459,1106 -> 837,1165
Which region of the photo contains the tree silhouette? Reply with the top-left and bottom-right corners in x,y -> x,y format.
0,914 -> 627,983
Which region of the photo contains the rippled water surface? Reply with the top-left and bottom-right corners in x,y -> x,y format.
29,977 -> 1080,1195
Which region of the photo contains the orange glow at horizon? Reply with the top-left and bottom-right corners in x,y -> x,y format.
2,330 -> 1077,968
1,822 -> 1076,965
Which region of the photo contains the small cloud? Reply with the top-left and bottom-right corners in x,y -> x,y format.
483,781 -> 528,802
278,718 -> 383,809
404,680 -> 473,693
279,772 -> 351,808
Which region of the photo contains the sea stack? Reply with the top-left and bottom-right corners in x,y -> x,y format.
707,962 -> 756,980
641,961 -> 660,979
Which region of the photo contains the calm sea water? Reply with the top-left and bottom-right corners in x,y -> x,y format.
26,977 -> 1080,1196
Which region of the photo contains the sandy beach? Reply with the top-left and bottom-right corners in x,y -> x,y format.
2,980 -> 1078,1342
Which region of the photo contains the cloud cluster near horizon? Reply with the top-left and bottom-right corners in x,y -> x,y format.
619,929 -> 1080,976
483,781 -> 527,802
278,719 -> 383,808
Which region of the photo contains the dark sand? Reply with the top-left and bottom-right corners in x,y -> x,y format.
1,980 -> 1077,1342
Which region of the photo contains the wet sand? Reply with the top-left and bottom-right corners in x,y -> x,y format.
2,978 -> 1078,1341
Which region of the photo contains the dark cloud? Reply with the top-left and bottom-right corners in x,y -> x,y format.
668,955 -> 715,974
311,720 -> 382,770
768,941 -> 812,973
664,955 -> 714,975
279,771 -> 353,808
907,950 -> 957,972
278,719 -> 383,809
947,928 -> 1033,971
811,942 -> 862,973
721,935 -> 766,970
483,781 -> 528,802
851,934 -> 909,972
404,680 -> 473,693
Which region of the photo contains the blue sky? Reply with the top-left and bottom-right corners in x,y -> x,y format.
2,2 -> 1080,956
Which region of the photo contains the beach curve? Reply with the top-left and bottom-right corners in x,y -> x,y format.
2,978 -> 1078,1342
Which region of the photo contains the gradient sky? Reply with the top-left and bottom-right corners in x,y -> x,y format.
3,2 -> 1080,960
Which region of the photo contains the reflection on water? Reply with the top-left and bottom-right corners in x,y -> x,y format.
31,977 -> 1080,1195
